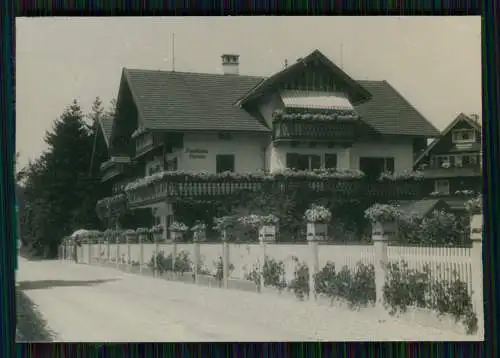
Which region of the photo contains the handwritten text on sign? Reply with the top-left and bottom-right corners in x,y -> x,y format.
185,148 -> 208,159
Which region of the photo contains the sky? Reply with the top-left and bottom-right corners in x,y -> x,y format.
16,16 -> 481,168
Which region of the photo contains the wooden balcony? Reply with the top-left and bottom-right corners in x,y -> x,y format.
134,131 -> 163,158
421,165 -> 482,179
100,157 -> 131,182
272,120 -> 357,143
123,175 -> 422,208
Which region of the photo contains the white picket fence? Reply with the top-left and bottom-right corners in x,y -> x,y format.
71,241 -> 475,302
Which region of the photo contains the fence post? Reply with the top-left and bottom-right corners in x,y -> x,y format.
125,231 -> 135,272
88,236 -> 92,265
470,213 -> 484,337
139,233 -> 145,274
306,222 -> 323,301
106,233 -> 111,264
193,230 -> 202,284
116,233 -> 120,269
170,231 -> 178,272
258,224 -> 277,293
154,231 -> 159,278
222,230 -> 230,289
98,234 -> 102,264
372,220 -> 393,310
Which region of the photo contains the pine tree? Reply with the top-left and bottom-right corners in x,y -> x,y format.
20,100 -> 101,257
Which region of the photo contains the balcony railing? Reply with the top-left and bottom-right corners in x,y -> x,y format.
100,156 -> 131,182
122,176 -> 422,208
272,120 -> 357,143
135,131 -> 163,158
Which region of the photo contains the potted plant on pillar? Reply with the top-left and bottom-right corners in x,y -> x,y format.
136,227 -> 149,241
239,214 -> 279,243
170,221 -> 188,242
304,204 -> 331,241
191,221 -> 207,242
364,203 -> 402,239
124,229 -> 137,244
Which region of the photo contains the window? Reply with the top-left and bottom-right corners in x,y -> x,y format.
434,180 -> 450,195
166,157 -> 178,171
286,153 -> 321,171
452,129 -> 475,143
359,157 -> 395,178
216,154 -> 235,173
324,154 -> 338,169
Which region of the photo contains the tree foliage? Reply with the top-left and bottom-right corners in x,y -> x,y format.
19,98 -> 114,257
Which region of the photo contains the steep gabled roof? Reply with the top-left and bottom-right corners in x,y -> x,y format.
355,80 -> 439,137
122,69 -> 270,133
414,112 -> 482,166
115,52 -> 440,137
98,117 -> 114,147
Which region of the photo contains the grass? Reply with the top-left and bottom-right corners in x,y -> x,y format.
16,287 -> 54,342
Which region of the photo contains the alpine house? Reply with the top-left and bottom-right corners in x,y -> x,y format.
96,49 -> 440,232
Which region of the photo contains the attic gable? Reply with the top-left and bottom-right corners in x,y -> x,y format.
236,49 -> 372,108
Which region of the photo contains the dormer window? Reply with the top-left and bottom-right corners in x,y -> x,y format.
452,129 -> 475,144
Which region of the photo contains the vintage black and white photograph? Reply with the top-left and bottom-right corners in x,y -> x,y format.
15,16 -> 483,341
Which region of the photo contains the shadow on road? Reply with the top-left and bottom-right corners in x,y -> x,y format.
18,278 -> 120,291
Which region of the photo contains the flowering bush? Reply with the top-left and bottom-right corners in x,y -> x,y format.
212,216 -> 237,232
136,227 -> 149,235
441,162 -> 451,169
455,190 -> 475,196
170,221 -> 188,232
272,109 -> 359,122
378,170 -> 424,182
384,261 -> 478,335
191,221 -> 207,232
150,224 -> 164,234
131,127 -> 148,139
96,194 -> 127,208
304,204 -> 331,223
364,203 -> 403,223
238,214 -> 280,228
123,229 -> 136,236
465,194 -> 482,214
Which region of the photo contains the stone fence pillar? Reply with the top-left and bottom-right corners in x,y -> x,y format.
306,222 -> 326,301
371,220 -> 395,310
470,213 -> 484,338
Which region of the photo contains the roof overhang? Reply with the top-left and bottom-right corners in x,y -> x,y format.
280,90 -> 355,111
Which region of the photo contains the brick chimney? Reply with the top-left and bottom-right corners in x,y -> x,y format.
221,54 -> 240,75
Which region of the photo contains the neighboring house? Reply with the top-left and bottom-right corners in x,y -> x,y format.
98,49 -> 439,229
413,113 -> 482,212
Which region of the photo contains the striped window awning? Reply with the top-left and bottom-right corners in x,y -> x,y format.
280,90 -> 355,111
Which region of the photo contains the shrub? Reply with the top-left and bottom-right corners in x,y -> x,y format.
383,260 -> 478,334
288,257 -> 310,300
213,256 -> 235,281
245,256 -> 287,290
314,261 -> 376,308
147,250 -> 192,275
